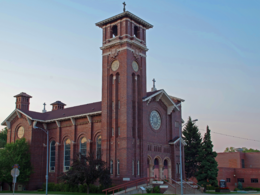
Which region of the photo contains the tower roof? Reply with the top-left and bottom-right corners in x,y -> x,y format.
95,11 -> 153,29
14,92 -> 32,98
50,101 -> 66,106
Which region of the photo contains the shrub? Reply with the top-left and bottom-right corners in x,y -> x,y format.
206,186 -> 216,190
54,183 -> 61,191
146,187 -> 153,193
153,186 -> 160,193
79,184 -> 87,193
238,182 -> 243,190
244,187 -> 254,191
234,188 -> 238,191
254,188 -> 260,191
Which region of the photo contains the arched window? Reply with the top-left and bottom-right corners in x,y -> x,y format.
64,139 -> 71,171
117,159 -> 120,175
164,159 -> 168,168
50,141 -> 55,171
154,158 -> 159,166
134,26 -> 139,38
132,160 -> 134,175
80,137 -> 87,156
112,25 -> 118,37
96,135 -> 101,159
137,160 -> 140,175
110,160 -> 113,174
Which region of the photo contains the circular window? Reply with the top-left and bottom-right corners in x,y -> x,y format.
150,111 -> 161,130
132,61 -> 139,72
17,126 -> 25,138
111,60 -> 120,71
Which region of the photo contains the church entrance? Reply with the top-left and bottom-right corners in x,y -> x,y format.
154,158 -> 159,179
163,159 -> 168,179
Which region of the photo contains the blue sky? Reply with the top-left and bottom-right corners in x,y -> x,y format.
0,0 -> 259,152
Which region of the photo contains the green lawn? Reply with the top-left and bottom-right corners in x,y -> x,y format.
206,192 -> 238,194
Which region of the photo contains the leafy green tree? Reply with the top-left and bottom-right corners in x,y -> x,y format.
243,148 -> 260,153
0,138 -> 33,189
0,127 -> 8,148
183,117 -> 202,178
224,147 -> 236,152
224,147 -> 260,153
196,126 -> 218,189
60,152 -> 111,194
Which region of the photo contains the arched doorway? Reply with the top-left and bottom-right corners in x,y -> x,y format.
163,158 -> 172,182
163,159 -> 168,179
154,158 -> 159,179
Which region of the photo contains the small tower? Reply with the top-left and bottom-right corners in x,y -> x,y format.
14,92 -> 32,110
51,101 -> 66,111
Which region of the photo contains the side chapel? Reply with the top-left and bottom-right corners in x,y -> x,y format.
1,8 -> 185,189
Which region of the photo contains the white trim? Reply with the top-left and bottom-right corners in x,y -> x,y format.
102,46 -> 147,58
27,117 -> 32,126
43,123 -> 47,130
169,137 -> 187,146
33,121 -> 37,128
70,118 -> 75,126
2,109 -> 102,127
56,121 -> 60,128
6,121 -> 11,129
143,90 -> 180,114
87,115 -> 92,123
1,109 -> 18,126
16,111 -> 21,118
100,38 -> 148,51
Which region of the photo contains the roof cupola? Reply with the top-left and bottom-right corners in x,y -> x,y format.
14,92 -> 32,110
51,101 -> 66,111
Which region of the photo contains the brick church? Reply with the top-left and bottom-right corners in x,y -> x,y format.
1,9 -> 185,190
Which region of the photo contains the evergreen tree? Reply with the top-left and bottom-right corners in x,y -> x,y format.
196,126 -> 218,188
183,117 -> 202,178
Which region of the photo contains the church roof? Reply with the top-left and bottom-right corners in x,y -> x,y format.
14,92 -> 32,98
1,101 -> 101,126
95,11 -> 153,29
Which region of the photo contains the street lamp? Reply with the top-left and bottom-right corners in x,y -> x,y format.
179,119 -> 198,195
33,124 -> 49,195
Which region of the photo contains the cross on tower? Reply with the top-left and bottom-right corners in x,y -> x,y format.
123,2 -> 126,12
151,78 -> 157,92
42,103 -> 47,113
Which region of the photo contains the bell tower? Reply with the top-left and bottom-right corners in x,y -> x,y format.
96,7 -> 153,180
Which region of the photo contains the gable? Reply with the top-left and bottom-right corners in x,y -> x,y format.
143,89 -> 184,115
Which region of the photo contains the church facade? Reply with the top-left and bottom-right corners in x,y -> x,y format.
1,10 -> 185,190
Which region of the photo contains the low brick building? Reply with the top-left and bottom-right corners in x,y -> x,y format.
216,152 -> 260,190
1,10 -> 186,190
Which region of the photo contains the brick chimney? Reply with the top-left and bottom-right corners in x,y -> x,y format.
14,92 -> 32,110
51,101 -> 66,111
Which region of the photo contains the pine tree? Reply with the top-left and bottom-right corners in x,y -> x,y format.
183,117 -> 202,178
196,126 -> 218,188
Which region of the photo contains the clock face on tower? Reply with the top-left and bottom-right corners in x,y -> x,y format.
132,61 -> 139,72
150,111 -> 161,130
111,60 -> 120,71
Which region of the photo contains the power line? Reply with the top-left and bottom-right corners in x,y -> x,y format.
199,129 -> 260,143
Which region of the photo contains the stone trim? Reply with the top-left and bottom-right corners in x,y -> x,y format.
100,38 -> 148,51
102,46 -> 147,57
